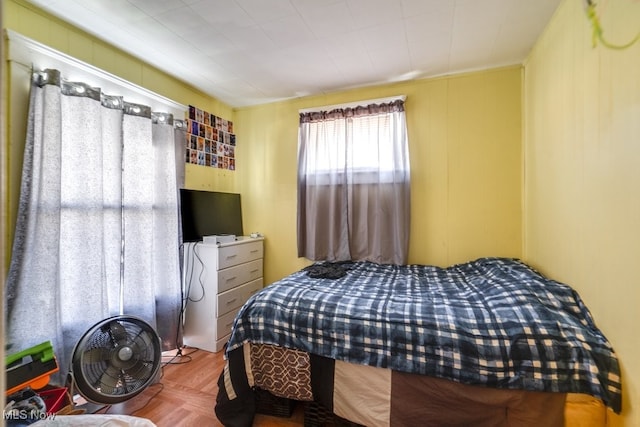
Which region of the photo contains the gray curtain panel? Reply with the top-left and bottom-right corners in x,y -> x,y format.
5,69 -> 183,381
297,100 -> 411,265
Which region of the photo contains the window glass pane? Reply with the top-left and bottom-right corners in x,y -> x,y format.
306,112 -> 403,174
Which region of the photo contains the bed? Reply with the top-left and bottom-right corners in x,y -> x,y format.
214,257 -> 622,426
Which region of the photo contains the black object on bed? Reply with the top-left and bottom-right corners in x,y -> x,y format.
218,257 -> 622,424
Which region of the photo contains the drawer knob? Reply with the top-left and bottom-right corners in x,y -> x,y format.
226,254 -> 237,259
226,276 -> 237,282
226,298 -> 237,305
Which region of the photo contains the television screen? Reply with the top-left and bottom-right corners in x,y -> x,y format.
179,189 -> 244,242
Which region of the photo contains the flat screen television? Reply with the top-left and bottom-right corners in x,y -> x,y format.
179,189 -> 244,242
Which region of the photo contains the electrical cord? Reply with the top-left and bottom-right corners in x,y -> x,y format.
176,242 -> 206,356
174,241 -> 192,356
133,382 -> 165,412
175,241 -> 186,357
184,241 -> 206,303
161,346 -> 200,366
174,241 -> 206,358
193,242 -> 207,302
174,241 -> 208,358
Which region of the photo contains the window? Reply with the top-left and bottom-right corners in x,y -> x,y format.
297,98 -> 411,264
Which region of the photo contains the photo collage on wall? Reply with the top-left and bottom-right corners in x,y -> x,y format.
186,105 -> 236,170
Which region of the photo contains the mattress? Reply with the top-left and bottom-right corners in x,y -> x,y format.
216,257 -> 622,425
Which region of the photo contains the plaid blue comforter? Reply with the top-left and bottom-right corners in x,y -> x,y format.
226,257 -> 622,412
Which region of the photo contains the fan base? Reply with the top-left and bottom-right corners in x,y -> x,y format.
77,401 -> 108,414
72,394 -> 108,414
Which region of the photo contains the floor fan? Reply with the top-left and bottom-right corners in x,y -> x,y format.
68,315 -> 162,408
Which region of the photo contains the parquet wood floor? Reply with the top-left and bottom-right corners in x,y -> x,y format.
98,346 -> 305,427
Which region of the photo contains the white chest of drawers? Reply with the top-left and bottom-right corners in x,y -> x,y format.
182,237 -> 264,352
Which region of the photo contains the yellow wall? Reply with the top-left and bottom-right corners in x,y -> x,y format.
235,67 -> 523,283
524,0 -> 640,425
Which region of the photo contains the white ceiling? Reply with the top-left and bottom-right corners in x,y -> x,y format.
26,0 -> 561,108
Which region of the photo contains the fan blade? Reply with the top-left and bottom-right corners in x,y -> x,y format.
99,364 -> 122,395
82,347 -> 110,364
124,359 -> 153,382
130,330 -> 154,355
108,321 -> 128,344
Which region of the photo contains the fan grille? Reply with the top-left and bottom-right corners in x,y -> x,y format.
72,316 -> 161,404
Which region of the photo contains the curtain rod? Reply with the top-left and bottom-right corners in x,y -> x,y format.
5,30 -> 188,118
299,95 -> 406,113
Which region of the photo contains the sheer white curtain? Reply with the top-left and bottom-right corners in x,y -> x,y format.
6,69 -> 184,381
297,99 -> 411,265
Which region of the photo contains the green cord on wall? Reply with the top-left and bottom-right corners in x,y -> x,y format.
585,0 -> 640,49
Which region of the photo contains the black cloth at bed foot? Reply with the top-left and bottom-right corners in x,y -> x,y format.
303,261 -> 353,279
